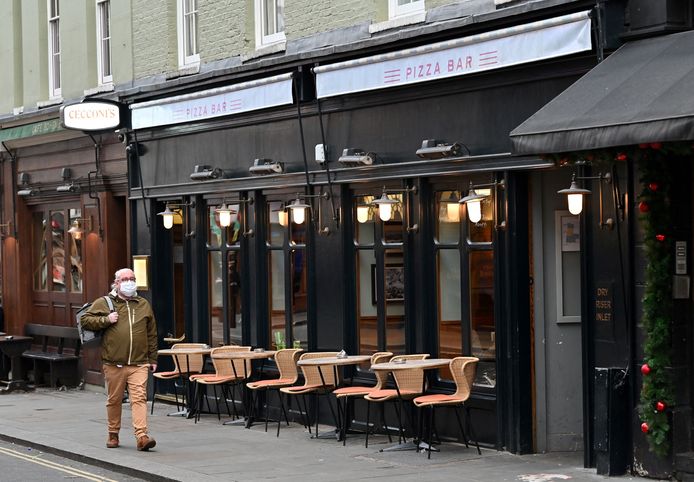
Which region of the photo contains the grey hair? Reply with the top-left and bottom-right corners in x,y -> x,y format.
112,268 -> 133,290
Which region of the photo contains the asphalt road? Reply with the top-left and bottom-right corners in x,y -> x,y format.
0,439 -> 148,482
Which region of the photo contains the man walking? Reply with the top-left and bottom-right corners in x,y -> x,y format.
80,268 -> 159,451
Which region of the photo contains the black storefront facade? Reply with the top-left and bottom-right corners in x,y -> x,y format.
122,5 -> 611,460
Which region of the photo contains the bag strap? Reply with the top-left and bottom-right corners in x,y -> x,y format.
103,296 -> 115,313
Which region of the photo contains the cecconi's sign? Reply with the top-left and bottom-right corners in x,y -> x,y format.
60,101 -> 124,131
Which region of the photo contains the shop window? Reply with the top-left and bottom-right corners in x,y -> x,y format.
388,0 -> 424,19
555,211 -> 581,323
32,207 -> 83,293
354,192 -> 407,356
266,199 -> 305,348
96,0 -> 112,85
207,204 -> 244,347
48,0 -> 61,98
434,189 -> 495,388
177,0 -> 199,67
255,0 -> 285,48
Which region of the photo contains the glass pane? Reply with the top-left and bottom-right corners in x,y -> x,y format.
102,38 -> 111,77
228,250 -> 243,345
263,0 -> 277,35
355,195 -> 375,246
209,251 -> 223,348
268,250 -> 285,347
562,251 -> 581,316
226,203 -> 242,247
291,249 -> 307,347
276,0 -> 284,32
33,212 -> 48,291
468,189 -> 494,243
436,190 -> 461,244
437,249 -> 461,379
69,209 -> 82,293
384,248 -> 405,354
186,12 -> 197,56
267,201 -> 284,247
208,206 -> 221,248
469,250 -> 495,387
357,249 -> 377,354
290,219 -> 306,246
50,211 -> 66,292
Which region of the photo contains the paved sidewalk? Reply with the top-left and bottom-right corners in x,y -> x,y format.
0,388 -> 651,482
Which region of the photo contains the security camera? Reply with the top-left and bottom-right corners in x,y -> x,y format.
415,140 -> 463,159
249,159 -> 284,176
337,149 -> 375,166
117,133 -> 126,143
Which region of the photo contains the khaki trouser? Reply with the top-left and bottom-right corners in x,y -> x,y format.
103,364 -> 150,438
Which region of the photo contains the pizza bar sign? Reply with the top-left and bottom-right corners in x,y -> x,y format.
61,101 -> 124,131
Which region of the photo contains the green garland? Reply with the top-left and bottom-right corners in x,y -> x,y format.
545,143 -> 680,457
637,148 -> 674,457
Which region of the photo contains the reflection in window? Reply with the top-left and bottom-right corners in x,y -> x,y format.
228,251 -> 243,344
468,189 -> 493,243
291,250 -> 307,347
436,190 -> 461,244
268,250 -> 285,346
33,212 -> 48,291
357,249 -> 376,353
68,208 -> 82,293
209,251 -> 223,347
469,250 -> 495,387
50,211 -> 66,292
437,249 -> 462,377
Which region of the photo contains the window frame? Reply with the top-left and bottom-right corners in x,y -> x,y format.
255,0 -> 286,48
47,0 -> 61,98
388,0 -> 425,19
96,0 -> 112,85
177,0 -> 200,68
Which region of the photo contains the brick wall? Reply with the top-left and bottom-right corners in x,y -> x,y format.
285,0 -> 376,40
199,0 -> 247,62
132,0 -> 176,78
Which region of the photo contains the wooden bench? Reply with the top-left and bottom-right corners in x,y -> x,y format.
23,324 -> 82,389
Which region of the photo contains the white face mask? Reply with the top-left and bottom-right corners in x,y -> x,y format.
120,280 -> 137,297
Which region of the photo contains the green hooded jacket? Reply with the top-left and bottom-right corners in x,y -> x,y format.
80,291 -> 158,366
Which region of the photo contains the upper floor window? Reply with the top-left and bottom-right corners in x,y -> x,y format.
96,0 -> 112,85
177,0 -> 199,67
255,0 -> 285,48
48,0 -> 61,98
388,0 -> 424,19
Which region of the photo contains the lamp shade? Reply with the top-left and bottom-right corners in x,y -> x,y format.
157,205 -> 175,230
446,201 -> 460,223
278,209 -> 289,227
459,188 -> 488,223
216,203 -> 236,228
356,205 -> 370,223
289,198 -> 310,225
557,180 -> 591,215
372,192 -> 398,222
68,220 -> 83,240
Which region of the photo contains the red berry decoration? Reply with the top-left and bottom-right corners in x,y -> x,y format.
616,152 -> 628,161
639,202 -> 650,213
648,182 -> 659,192
656,401 -> 666,412
656,234 -> 666,242
641,363 -> 651,375
641,422 -> 649,433
650,142 -> 662,150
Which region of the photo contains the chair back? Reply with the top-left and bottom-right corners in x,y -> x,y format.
275,348 -> 303,383
171,342 -> 208,374
370,352 -> 394,390
298,352 -> 339,387
450,356 -> 479,401
210,346 -> 252,379
390,353 -> 430,393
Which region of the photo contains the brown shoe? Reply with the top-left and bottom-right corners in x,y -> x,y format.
106,433 -> 119,448
136,435 -> 156,451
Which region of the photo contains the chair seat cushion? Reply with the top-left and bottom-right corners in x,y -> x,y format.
153,370 -> 179,379
413,394 -> 464,407
280,383 -> 330,394
333,385 -> 375,397
195,375 -> 241,384
247,378 -> 295,389
189,373 -> 215,381
365,389 -> 419,400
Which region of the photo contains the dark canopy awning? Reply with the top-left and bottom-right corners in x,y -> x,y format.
510,30 -> 694,154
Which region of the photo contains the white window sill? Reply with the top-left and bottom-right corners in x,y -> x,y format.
84,83 -> 115,96
369,12 -> 426,34
37,97 -> 63,109
167,62 -> 200,80
244,41 -> 286,62
12,106 -> 24,116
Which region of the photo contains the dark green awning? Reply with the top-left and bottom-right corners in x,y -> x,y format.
0,118 -> 64,143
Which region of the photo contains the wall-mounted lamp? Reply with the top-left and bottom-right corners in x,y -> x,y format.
337,148 -> 375,166
190,164 -> 223,181
356,204 -> 372,223
132,255 -> 150,291
285,192 -> 331,235
216,198 -> 254,236
157,202 -> 195,236
444,191 -> 461,223
370,185 -> 418,232
557,172 -> 613,229
56,167 -> 79,193
249,158 -> 284,176
415,139 -> 465,159
17,172 -> 37,197
68,218 -> 92,240
278,205 -> 289,227
459,178 -> 506,229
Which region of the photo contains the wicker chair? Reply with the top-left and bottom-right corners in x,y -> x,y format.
363,353 -> 430,448
331,351 -> 393,445
246,348 -> 303,434
151,342 -> 207,415
278,351 -> 339,437
413,356 -> 480,458
191,345 -> 251,423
